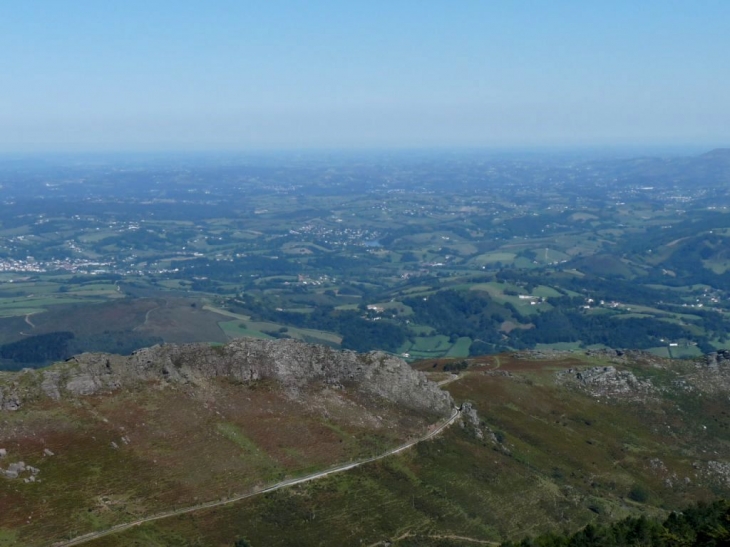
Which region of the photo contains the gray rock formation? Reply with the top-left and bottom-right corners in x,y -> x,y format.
684,352 -> 730,393
0,386 -> 21,411
705,350 -> 730,368
585,348 -> 626,360
556,365 -> 654,400
458,402 -> 509,452
460,402 -> 484,440
1,459 -> 40,481
0,338 -> 453,417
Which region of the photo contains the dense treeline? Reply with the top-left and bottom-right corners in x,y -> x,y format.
338,316 -> 407,353
402,289 -> 702,352
404,290 -> 513,346
511,310 -> 696,350
0,330 -> 164,366
656,305 -> 730,343
494,268 -> 692,307
68,331 -> 163,356
562,277 -> 683,307
173,255 -> 299,282
62,273 -> 123,285
0,332 -> 74,363
229,298 -> 408,353
503,499 -> 730,547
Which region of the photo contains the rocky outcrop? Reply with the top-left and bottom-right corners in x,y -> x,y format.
684,351 -> 730,393
556,365 -> 654,400
0,339 -> 453,417
696,460 -> 730,489
460,402 -> 483,439
0,385 -> 22,411
0,450 -> 40,482
585,348 -> 627,361
705,350 -> 730,368
459,402 -> 509,453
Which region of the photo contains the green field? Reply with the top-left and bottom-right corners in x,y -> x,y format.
445,336 -> 472,357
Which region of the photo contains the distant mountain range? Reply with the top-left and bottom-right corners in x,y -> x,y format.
581,147 -> 730,188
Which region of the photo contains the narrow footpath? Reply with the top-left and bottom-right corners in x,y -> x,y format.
54,407 -> 461,546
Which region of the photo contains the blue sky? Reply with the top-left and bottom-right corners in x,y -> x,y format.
1,1 -> 728,151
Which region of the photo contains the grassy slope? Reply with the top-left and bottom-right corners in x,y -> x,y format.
79,353 -> 730,547
0,377 -> 433,546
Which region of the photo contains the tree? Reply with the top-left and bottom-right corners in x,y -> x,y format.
628,483 -> 649,503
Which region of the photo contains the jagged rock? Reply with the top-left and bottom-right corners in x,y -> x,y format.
682,355 -> 730,393
586,348 -> 626,361
65,370 -> 103,396
701,461 -> 730,487
0,448 -> 6,458
459,402 -> 485,440
461,402 -> 480,428
515,349 -> 575,360
556,366 -> 653,400
41,371 -> 62,400
43,449 -> 54,457
8,461 -> 26,473
0,339 -> 453,417
483,370 -> 514,378
0,386 -> 21,411
705,350 -> 730,368
3,461 -> 26,478
1,460 -> 41,481
458,402 -> 509,452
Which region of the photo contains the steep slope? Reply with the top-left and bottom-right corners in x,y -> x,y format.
5,345 -> 730,547
76,350 -> 730,547
0,339 -> 452,546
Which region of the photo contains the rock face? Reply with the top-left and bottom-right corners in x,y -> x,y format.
0,339 -> 454,417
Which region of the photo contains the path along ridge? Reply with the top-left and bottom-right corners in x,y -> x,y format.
54,407 -> 462,546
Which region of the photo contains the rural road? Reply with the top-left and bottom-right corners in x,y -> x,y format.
18,313 -> 38,336
54,407 -> 461,546
24,313 -> 36,329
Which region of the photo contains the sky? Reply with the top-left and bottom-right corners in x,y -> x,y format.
1,1 -> 728,152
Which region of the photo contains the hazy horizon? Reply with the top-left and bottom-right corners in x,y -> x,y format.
2,1 -> 729,152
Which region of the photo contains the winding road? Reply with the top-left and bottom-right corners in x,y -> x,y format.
54,407 -> 461,547
24,313 -> 36,329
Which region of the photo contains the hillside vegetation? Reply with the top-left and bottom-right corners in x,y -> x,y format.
0,340 -> 448,546
502,499 -> 730,547
3,343 -> 730,546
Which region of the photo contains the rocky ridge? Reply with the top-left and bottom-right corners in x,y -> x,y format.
0,338 -> 454,417
552,349 -> 730,401
556,365 -> 654,400
706,350 -> 730,367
